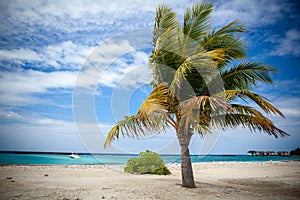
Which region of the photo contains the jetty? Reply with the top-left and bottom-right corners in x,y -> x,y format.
248,150 -> 289,156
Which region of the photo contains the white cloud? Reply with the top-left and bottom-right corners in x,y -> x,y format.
1,0 -> 157,33
0,107 -> 111,133
99,50 -> 151,89
279,108 -> 300,118
0,0 -> 195,43
0,107 -> 70,127
86,40 -> 134,66
0,109 -> 22,119
0,107 -> 126,153
0,41 -> 95,70
1,1 -> 295,71
0,40 -> 151,106
270,29 -> 300,57
273,97 -> 300,119
42,41 -> 95,69
0,70 -> 77,106
2,70 -> 76,92
212,0 -> 290,28
254,80 -> 300,101
3,0 -> 289,32
74,40 -> 150,91
0,48 -> 41,62
253,80 -> 300,120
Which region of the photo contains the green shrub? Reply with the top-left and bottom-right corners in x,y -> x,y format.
124,150 -> 171,175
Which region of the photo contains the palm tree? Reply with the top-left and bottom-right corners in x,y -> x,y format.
104,2 -> 288,188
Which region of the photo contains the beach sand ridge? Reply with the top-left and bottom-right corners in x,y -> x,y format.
0,161 -> 299,199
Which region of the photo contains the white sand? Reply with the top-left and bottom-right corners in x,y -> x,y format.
0,161 -> 299,199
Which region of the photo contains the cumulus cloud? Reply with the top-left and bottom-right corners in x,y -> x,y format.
0,0 -> 157,37
0,109 -> 22,120
253,79 -> 300,128
0,1 -> 162,51
0,39 -> 150,106
270,29 -> 300,57
42,41 -> 95,69
101,50 -> 151,89
273,97 -> 300,118
0,48 -> 41,62
0,70 -> 76,93
74,39 -> 150,91
212,0 -> 291,28
0,106 -> 112,135
255,79 -> 300,99
0,70 -> 77,106
0,41 -> 95,70
3,0 -> 286,31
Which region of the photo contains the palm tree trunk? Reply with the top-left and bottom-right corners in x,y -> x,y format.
178,131 -> 196,188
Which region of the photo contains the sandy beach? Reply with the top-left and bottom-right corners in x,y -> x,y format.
0,161 -> 299,200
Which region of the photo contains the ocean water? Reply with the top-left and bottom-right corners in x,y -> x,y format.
0,153 -> 299,165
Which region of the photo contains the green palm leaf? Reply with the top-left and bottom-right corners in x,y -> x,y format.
202,21 -> 247,47
183,2 -> 213,41
201,21 -> 247,68
152,5 -> 178,46
221,61 -> 277,90
169,51 -> 216,91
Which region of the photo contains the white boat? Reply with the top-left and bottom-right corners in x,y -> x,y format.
69,153 -> 80,159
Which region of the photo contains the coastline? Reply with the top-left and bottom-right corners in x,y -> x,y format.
0,161 -> 299,199
1,152 -> 299,165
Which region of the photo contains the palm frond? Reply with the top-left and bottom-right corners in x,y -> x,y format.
169,59 -> 193,91
105,83 -> 178,147
201,21 -> 247,68
104,114 -> 169,147
221,90 -> 284,117
152,5 -> 178,46
221,61 -> 277,90
183,2 -> 213,41
230,104 -> 264,117
179,95 -> 230,132
194,122 -> 211,135
168,48 -> 218,95
137,83 -> 176,122
202,21 -> 247,47
212,113 -> 288,138
150,30 -> 184,86
205,48 -> 226,65
209,100 -> 287,138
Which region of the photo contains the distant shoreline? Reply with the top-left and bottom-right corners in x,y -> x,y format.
0,159 -> 299,166
1,152 -> 300,165
0,151 -> 275,156
0,151 -> 243,156
0,150 -> 297,157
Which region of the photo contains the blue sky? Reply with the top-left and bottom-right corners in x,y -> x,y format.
0,0 -> 299,154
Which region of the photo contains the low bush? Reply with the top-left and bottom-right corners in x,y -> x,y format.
124,150 -> 171,175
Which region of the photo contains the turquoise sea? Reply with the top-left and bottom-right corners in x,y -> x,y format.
0,153 -> 299,165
